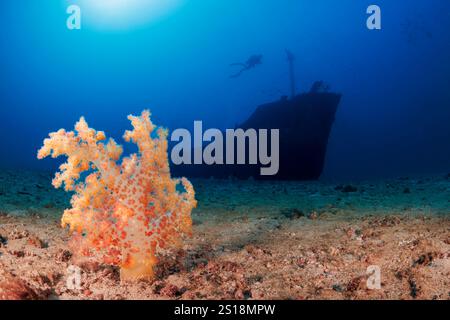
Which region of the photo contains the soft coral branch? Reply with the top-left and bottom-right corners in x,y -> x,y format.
38,110 -> 197,281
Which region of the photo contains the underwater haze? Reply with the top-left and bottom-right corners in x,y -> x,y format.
1,1 -> 450,302
1,0 -> 450,180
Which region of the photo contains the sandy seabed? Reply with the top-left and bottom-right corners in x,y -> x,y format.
0,170 -> 449,300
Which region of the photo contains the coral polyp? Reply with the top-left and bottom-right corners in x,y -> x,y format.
37,110 -> 197,281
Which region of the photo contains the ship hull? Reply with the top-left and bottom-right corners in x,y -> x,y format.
171,92 -> 340,180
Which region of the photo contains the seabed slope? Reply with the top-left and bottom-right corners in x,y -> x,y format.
0,170 -> 449,300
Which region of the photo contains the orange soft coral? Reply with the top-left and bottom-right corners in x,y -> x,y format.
38,110 -> 197,281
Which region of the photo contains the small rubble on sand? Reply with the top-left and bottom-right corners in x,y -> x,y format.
0,170 -> 449,300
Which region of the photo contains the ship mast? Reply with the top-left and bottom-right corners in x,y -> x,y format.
286,49 -> 296,99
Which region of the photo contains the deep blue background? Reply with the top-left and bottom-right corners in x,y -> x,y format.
1,1 -> 449,180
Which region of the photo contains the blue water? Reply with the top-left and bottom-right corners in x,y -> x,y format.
1,0 -> 449,179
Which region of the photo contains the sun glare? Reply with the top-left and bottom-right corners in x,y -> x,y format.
76,0 -> 185,30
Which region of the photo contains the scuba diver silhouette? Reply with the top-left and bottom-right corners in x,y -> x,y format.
229,54 -> 263,78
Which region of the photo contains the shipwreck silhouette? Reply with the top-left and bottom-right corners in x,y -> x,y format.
171,51 -> 341,180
